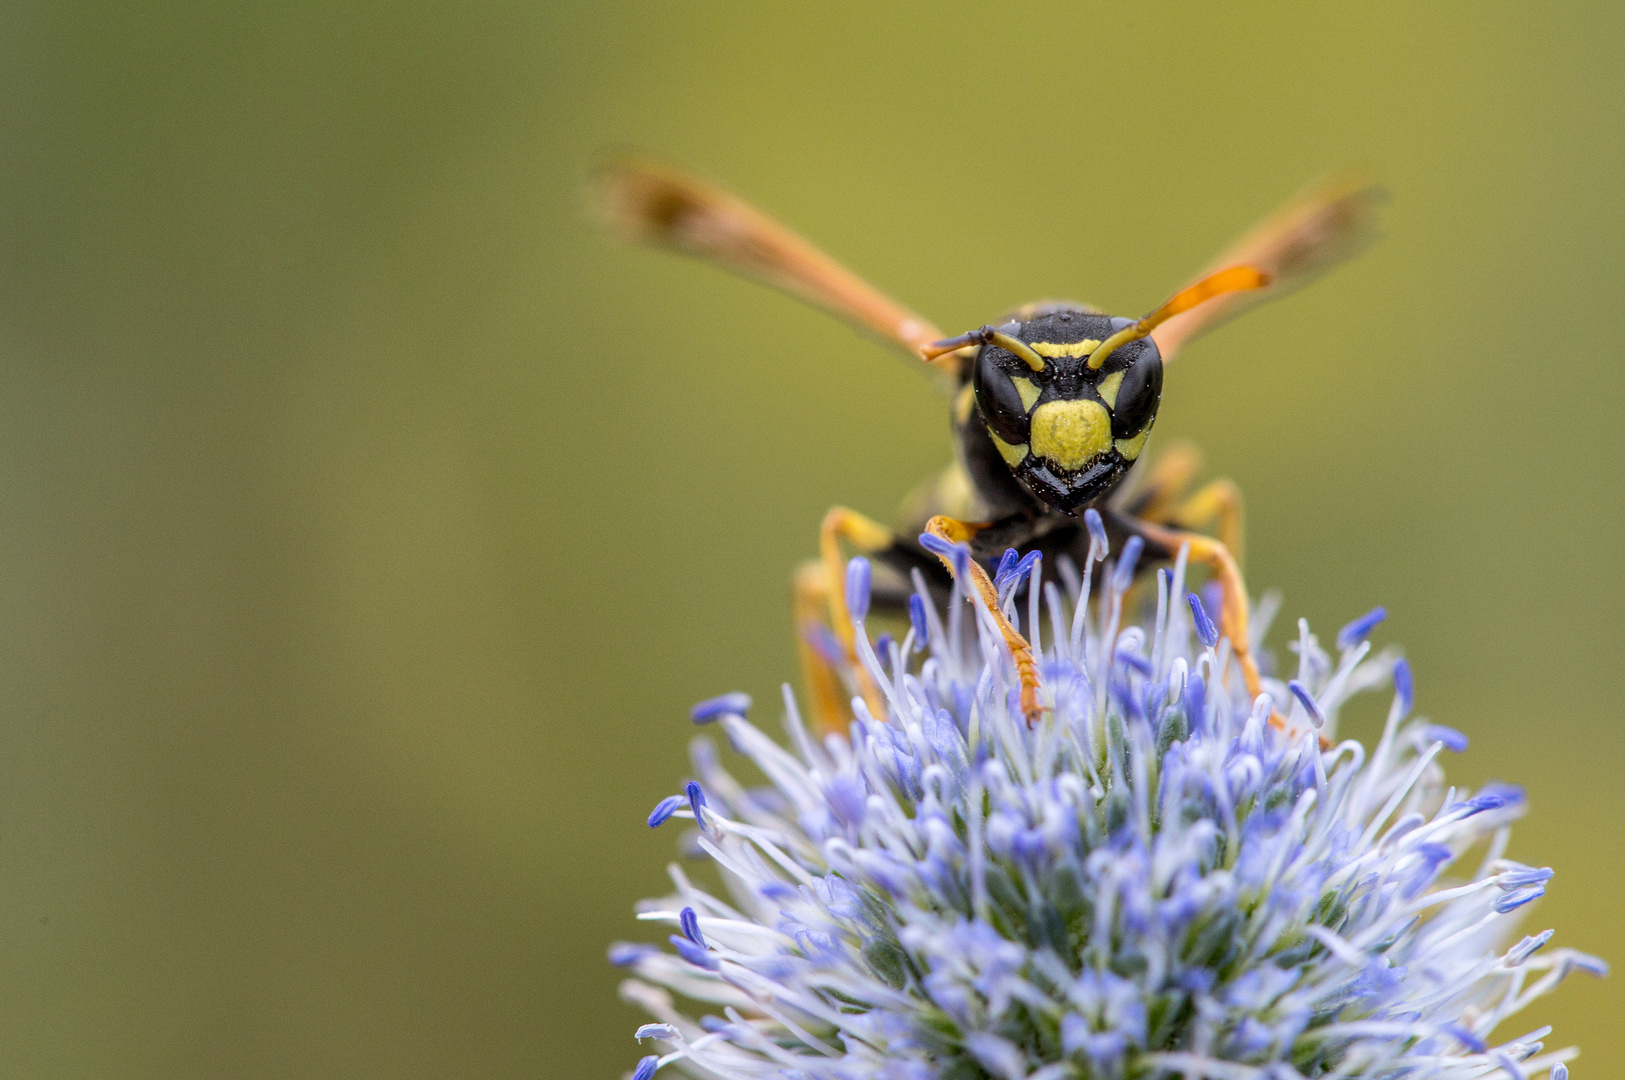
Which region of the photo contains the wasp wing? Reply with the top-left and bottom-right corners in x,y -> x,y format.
1151,175 -> 1383,362
592,155 -> 948,365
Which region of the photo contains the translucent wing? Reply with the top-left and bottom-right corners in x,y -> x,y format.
1151,175 -> 1383,361
592,155 -> 948,365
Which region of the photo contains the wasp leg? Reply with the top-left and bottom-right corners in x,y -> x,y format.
1121,443 -> 1243,563
1122,442 -> 1204,523
820,508 -> 894,647
796,507 -> 896,733
793,560 -> 860,737
922,515 -> 1044,726
1169,479 -> 1244,567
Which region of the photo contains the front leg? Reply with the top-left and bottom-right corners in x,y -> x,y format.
922,516 -> 1045,726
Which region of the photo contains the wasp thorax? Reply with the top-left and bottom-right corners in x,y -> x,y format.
970,307 -> 1163,512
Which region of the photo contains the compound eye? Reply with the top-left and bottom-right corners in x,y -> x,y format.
972,345 -> 1032,446
1108,339 -> 1163,439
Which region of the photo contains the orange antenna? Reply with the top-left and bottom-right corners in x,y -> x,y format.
1087,265 -> 1271,370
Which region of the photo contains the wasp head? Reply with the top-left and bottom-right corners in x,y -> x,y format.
969,308 -> 1162,514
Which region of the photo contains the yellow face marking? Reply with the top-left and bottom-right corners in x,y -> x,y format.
987,427 -> 1029,467
1115,426 -> 1151,461
1096,370 -> 1124,410
1012,376 -> 1042,412
1030,339 -> 1103,359
954,383 -> 975,425
1029,400 -> 1111,471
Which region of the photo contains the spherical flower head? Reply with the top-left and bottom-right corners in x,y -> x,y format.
612,543 -> 1604,1079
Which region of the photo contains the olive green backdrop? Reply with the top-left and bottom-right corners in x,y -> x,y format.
0,1 -> 1618,1077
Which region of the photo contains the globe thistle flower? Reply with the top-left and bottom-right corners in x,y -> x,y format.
612,518 -> 1604,1079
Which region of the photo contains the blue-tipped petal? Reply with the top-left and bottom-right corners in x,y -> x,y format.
1498,866 -> 1554,888
1494,885 -> 1545,913
1111,535 -> 1144,592
908,593 -> 929,649
1462,791 -> 1507,814
632,1054 -> 660,1080
1492,1052 -> 1527,1080
845,557 -> 872,622
1183,673 -> 1207,727
670,934 -> 718,970
679,906 -> 705,945
647,795 -> 684,828
1393,657 -> 1414,715
1422,724 -> 1468,752
1188,593 -> 1218,648
690,692 -> 751,725
1338,606 -> 1387,650
685,781 -> 708,830
994,548 -> 1019,585
917,531 -> 970,575
1287,679 -> 1325,727
1506,929 -> 1554,966
803,623 -> 845,665
1084,507 -> 1108,552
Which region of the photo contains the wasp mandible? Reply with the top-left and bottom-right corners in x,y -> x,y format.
594,158 -> 1379,734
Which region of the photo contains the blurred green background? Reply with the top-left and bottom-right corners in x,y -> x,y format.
0,1 -> 1618,1076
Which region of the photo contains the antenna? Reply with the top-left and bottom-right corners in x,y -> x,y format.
1086,266 -> 1271,370
920,325 -> 1049,373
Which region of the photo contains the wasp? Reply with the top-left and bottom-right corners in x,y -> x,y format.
594,157 -> 1378,734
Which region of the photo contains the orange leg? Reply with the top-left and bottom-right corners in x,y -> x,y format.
1125,442 -> 1204,523
793,561 -> 859,737
922,515 -> 1044,726
1170,478 -> 1245,567
791,507 -> 895,734
820,508 -> 894,655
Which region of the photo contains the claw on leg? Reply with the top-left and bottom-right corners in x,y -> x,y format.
922,515 -> 1045,726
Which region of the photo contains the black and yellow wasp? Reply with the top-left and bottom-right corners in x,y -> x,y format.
594,158 -> 1378,734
